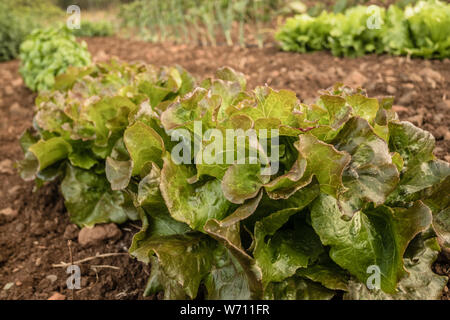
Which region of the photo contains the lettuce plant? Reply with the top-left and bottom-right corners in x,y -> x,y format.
19,60 -> 195,226
20,61 -> 449,300
19,26 -> 92,92
72,21 -> 116,37
276,0 -> 450,58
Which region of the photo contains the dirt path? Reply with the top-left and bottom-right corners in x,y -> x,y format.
0,37 -> 448,300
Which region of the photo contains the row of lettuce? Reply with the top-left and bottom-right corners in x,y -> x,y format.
3,0 -> 449,66
18,53 -> 450,299
276,0 -> 450,58
0,0 -> 115,63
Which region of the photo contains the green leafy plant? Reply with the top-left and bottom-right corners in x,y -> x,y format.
276,0 -> 450,58
19,60 -> 195,226
0,1 -> 33,62
119,0 -> 287,46
72,21 -> 116,37
19,26 -> 92,91
0,0 -> 63,62
19,62 -> 449,300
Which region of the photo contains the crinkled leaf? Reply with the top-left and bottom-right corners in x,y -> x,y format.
264,159 -> 312,200
124,121 -> 165,175
29,137 -> 72,172
311,194 -> 432,293
131,232 -> 216,299
254,209 -> 324,286
160,154 -> 232,231
222,163 -> 270,204
264,277 -> 335,300
295,134 -> 351,197
387,160 -> 450,206
388,121 -> 435,171
61,164 -> 137,227
296,254 -> 350,291
346,94 -> 379,123
105,157 -> 132,190
344,236 -> 448,300
332,117 -> 399,216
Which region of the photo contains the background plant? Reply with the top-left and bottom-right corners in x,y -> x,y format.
0,0 -> 63,62
19,26 -> 92,91
276,0 -> 450,58
72,20 -> 116,37
119,0 -> 293,47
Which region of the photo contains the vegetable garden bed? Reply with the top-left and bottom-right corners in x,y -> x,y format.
0,36 -> 449,300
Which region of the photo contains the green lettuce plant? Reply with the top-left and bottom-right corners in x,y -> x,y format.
276,0 -> 450,58
19,26 -> 92,92
19,60 -> 195,226
19,61 -> 449,300
72,21 -> 116,37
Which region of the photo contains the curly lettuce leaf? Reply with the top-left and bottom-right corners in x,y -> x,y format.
311,194 -> 432,293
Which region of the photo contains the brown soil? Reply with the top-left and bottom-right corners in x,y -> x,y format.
0,37 -> 449,300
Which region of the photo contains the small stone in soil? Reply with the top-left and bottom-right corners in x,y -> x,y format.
48,292 -> 66,300
0,159 -> 14,174
3,282 -> 14,290
0,207 -> 18,217
392,105 -> 408,113
344,70 -> 367,87
63,224 -> 79,240
398,91 -> 416,105
78,223 -> 122,246
15,223 -> 25,232
386,85 -> 396,94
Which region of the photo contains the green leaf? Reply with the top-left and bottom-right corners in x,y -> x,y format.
296,254 -> 350,291
215,66 -> 246,90
29,137 -> 72,172
87,96 -> 136,146
160,154 -> 232,231
129,208 -> 191,264
136,163 -> 164,207
344,236 -> 448,300
68,150 -> 98,170
264,277 -> 335,300
388,121 -> 435,171
123,121 -> 165,175
346,94 -> 379,123
205,244 -> 259,300
222,163 -> 270,204
254,209 -> 324,286
387,160 -> 450,206
61,164 -> 137,227
131,232 -> 216,299
227,87 -> 299,130
332,117 -> 399,216
105,157 -> 132,190
295,134 -> 351,197
311,194 -> 432,293
264,159 -> 312,200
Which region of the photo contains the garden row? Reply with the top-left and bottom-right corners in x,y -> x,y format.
4,1 -> 446,64
0,0 -> 115,63
276,0 -> 450,58
17,31 -> 450,299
